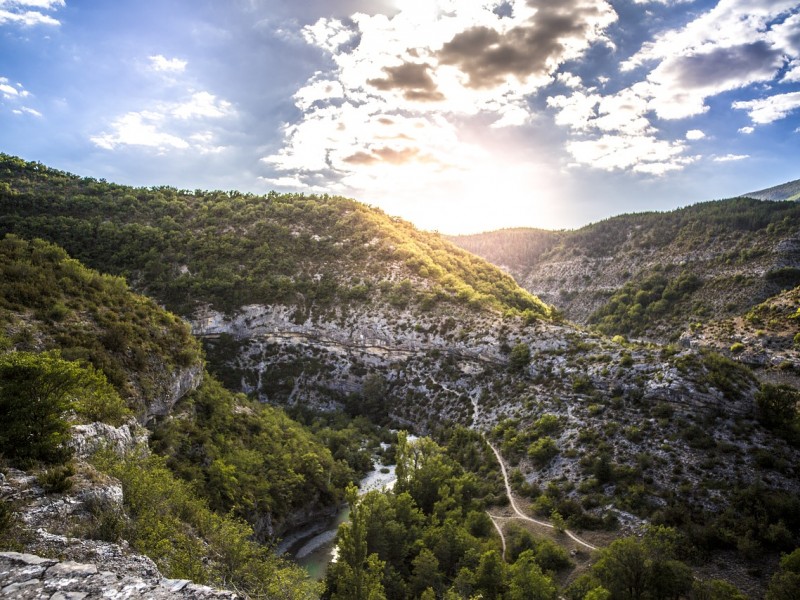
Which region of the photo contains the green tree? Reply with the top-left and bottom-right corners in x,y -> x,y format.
593,528 -> 692,600
527,437 -> 559,467
692,579 -> 747,600
584,587 -> 612,600
328,484 -> 387,600
474,550 -> 506,600
766,548 -> 800,600
507,550 -> 557,600
593,537 -> 648,600
410,548 -> 442,598
757,384 -> 800,443
0,351 -> 126,465
509,343 -> 531,374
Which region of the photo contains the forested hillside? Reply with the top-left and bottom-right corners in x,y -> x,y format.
449,198 -> 800,342
0,236 -> 354,599
0,154 -> 551,320
1,155 -> 799,598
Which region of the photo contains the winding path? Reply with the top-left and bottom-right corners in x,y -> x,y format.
487,441 -> 598,552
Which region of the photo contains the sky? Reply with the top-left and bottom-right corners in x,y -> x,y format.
1,0 -> 799,234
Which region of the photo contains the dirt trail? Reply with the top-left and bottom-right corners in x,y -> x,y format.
487,441 -> 598,552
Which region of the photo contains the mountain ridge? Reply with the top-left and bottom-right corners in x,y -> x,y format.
744,178 -> 800,202
448,197 -> 800,343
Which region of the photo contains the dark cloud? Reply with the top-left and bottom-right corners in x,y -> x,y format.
342,151 -> 378,165
437,2 -> 610,88
343,146 -> 421,165
663,42 -> 783,89
368,62 -> 445,101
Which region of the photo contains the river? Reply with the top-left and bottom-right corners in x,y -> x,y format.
281,462 -> 399,580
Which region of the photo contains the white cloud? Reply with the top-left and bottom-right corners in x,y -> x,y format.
565,134 -> 694,174
91,112 -> 190,151
265,0 -> 619,198
713,153 -> 749,162
732,91 -> 800,124
556,72 -> 584,89
11,106 -> 41,117
293,78 -> 344,111
0,1 -> 65,7
0,0 -> 63,26
91,92 -> 235,153
0,79 -> 20,98
738,126 -> 755,134
548,0 -> 799,176
617,0 -> 798,122
0,76 -> 38,116
171,91 -> 232,119
149,55 -> 187,73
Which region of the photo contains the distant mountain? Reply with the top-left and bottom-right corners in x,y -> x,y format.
449,198 -> 800,342
744,178 -> 800,202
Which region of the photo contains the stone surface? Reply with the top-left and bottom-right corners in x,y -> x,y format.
0,552 -> 241,599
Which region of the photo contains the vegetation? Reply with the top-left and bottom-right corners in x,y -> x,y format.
0,237 -> 348,597
0,234 -> 202,417
766,548 -> 800,600
590,268 -> 701,337
1,154 -> 798,597
451,196 -> 800,341
0,154 -> 552,320
326,432 -> 563,600
756,383 -> 800,444
150,376 -> 353,532
0,350 -> 127,466
93,448 -> 320,599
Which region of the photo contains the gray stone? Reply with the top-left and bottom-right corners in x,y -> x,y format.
45,561 -> 98,579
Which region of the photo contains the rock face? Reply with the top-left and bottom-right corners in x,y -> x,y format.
145,363 -> 204,420
189,296 -> 800,521
68,420 -> 148,459
0,551 -> 240,599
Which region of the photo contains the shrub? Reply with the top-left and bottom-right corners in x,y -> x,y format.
0,351 -> 129,467
37,463 -> 75,494
509,343 -> 531,374
528,437 -> 559,467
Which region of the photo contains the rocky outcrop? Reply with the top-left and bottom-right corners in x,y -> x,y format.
143,363 -> 204,421
68,420 -> 148,459
0,551 -> 240,599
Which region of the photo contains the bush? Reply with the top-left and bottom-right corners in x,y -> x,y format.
528,437 -> 559,467
509,343 -> 531,374
37,463 -> 75,494
0,499 -> 12,535
0,351 -> 129,467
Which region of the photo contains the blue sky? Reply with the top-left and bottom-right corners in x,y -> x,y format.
1,0 -> 799,233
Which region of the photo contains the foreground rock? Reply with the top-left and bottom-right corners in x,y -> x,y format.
0,552 -> 240,599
